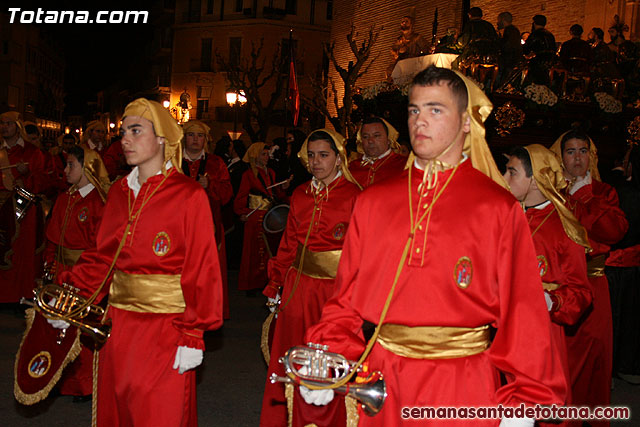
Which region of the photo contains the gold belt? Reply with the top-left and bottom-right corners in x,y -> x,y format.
109,270 -> 185,313
293,245 -> 342,279
377,324 -> 491,359
248,194 -> 272,211
58,246 -> 84,266
587,255 -> 606,277
543,282 -> 560,291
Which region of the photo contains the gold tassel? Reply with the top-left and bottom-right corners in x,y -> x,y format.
345,396 -> 360,427
261,311 -> 276,364
285,383 -> 294,427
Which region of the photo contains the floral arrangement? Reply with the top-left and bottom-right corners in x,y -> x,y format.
594,92 -> 623,114
524,84 -> 558,107
628,116 -> 640,146
495,102 -> 526,136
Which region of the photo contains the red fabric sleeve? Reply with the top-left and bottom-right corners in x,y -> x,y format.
549,239 -> 592,326
206,154 -> 233,206
571,183 -> 628,245
233,169 -> 253,216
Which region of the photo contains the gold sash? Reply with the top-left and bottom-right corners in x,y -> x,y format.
587,255 -> 606,277
377,324 -> 491,359
293,245 -> 342,279
0,148 -> 15,190
58,247 -> 84,266
542,282 -> 560,291
248,194 -> 272,211
109,270 -> 185,313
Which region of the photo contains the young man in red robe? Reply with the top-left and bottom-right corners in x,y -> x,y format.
504,144 -> 592,424
181,120 -> 233,319
44,145 -> 110,400
349,117 -> 406,188
0,111 -> 50,303
234,143 -> 288,292
550,130 -> 628,426
261,129 -> 361,427
51,99 -> 224,426
301,67 -> 567,426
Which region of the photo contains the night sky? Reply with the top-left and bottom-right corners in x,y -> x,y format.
11,0 -> 156,116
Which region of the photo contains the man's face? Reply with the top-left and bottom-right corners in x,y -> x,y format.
185,131 -> 206,153
0,119 -> 18,139
562,138 -> 590,179
503,156 -> 532,202
256,148 -> 269,167
497,19 -> 505,30
407,83 -> 469,166
307,138 -> 340,183
401,17 -> 412,31
90,128 -> 106,144
120,116 -> 164,167
360,123 -> 389,158
608,28 -> 618,41
62,137 -> 76,152
64,154 -> 84,185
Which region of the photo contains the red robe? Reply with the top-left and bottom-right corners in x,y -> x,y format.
305,160 -> 567,426
102,140 -> 130,181
59,168 -> 223,427
261,175 -> 360,427
234,167 -> 285,291
526,203 -> 592,416
349,151 -> 406,188
0,139 -> 49,303
44,186 -> 105,396
564,180 -> 628,425
183,153 -> 233,319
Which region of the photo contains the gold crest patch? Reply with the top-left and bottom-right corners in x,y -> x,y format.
152,232 -> 171,257
28,351 -> 52,378
453,256 -> 473,289
536,255 -> 548,277
77,207 -> 89,222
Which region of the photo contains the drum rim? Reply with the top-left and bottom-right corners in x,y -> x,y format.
263,204 -> 290,234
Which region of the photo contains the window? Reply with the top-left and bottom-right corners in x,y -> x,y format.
235,0 -> 243,12
285,0 -> 297,15
188,0 -> 201,21
201,38 -> 212,71
326,0 -> 333,20
206,0 -> 213,14
229,37 -> 242,69
196,99 -> 209,119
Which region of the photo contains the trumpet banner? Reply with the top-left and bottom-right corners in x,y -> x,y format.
14,308 -> 81,405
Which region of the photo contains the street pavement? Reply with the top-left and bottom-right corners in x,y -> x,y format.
0,269 -> 638,426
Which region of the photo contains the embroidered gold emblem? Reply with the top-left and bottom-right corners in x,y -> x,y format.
536,255 -> 548,277
453,256 -> 473,289
77,207 -> 89,222
332,223 -> 346,240
152,232 -> 171,257
28,351 -> 52,378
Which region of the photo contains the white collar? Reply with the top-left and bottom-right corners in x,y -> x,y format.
183,148 -> 205,161
362,148 -> 391,163
78,183 -> 95,198
2,136 -> 24,149
228,156 -> 240,167
413,153 -> 468,171
530,200 -> 551,210
127,160 -> 173,197
311,170 -> 342,190
87,138 -> 103,151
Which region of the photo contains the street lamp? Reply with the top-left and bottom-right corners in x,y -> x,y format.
225,89 -> 246,140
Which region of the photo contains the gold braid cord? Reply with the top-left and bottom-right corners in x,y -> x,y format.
13,308 -> 82,405
261,311 -> 276,365
345,396 -> 360,427
285,383 -> 294,427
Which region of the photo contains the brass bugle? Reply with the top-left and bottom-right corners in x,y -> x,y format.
33,283 -> 111,345
270,344 -> 387,416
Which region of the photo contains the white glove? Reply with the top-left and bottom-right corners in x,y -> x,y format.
172,346 -> 203,374
267,294 -> 280,313
298,365 -> 334,406
46,298 -> 70,329
47,318 -> 70,329
569,172 -> 592,195
499,417 -> 535,427
544,291 -> 554,312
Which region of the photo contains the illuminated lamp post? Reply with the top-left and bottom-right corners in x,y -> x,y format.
225,89 -> 246,140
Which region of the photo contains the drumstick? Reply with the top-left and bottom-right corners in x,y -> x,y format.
266,179 -> 289,190
0,162 -> 28,171
245,206 -> 261,218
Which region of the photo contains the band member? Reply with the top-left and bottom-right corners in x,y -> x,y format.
301,67 -> 566,426
0,111 -> 50,303
44,145 -> 110,400
80,120 -> 108,154
181,120 -> 233,319
261,129 -> 361,427
349,117 -> 407,188
234,143 -> 288,292
504,145 -> 592,419
550,130 -> 628,425
53,98 -> 223,426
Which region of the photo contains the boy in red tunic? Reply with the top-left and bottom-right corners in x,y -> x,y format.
550,130 -> 628,426
302,67 -> 566,426
261,129 -> 361,426
45,145 -> 110,400
349,117 -> 406,188
53,99 -> 223,426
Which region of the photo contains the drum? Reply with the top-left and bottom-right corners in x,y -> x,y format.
15,186 -> 37,222
263,204 -> 289,234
